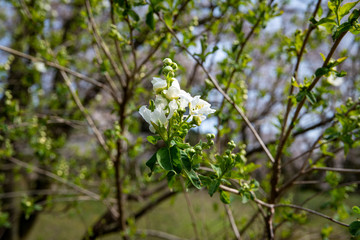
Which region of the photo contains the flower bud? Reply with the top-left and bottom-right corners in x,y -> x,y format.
205,79 -> 214,89
227,140 -> 236,150
163,58 -> 173,66
162,66 -> 173,76
195,145 -> 202,152
171,62 -> 178,71
188,148 -> 196,156
192,116 -> 202,126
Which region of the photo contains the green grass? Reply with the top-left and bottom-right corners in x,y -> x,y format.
26,190 -> 358,240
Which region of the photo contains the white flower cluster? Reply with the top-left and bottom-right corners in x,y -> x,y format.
139,63 -> 215,134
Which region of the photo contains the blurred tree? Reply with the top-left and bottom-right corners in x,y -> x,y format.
0,0 -> 360,239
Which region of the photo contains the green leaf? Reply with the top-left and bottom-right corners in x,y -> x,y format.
210,163 -> 222,177
180,150 -> 191,171
167,171 -> 176,188
327,1 -> 337,15
332,22 -> 352,40
339,1 -> 360,20
220,190 -> 230,204
305,90 -> 317,105
164,14 -> 173,28
349,221 -> 360,236
315,67 -> 330,77
208,179 -> 221,197
316,17 -> 337,26
128,9 -> 140,21
296,90 -> 306,103
170,146 -> 182,174
319,52 -> 326,61
146,152 -> 157,176
156,147 -> 173,171
146,10 -> 155,30
147,135 -> 161,145
352,206 -> 360,214
349,9 -> 360,22
184,168 -> 202,189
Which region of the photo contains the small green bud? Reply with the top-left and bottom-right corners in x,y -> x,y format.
227,140 -> 236,150
163,58 -> 173,66
225,149 -> 231,155
206,133 -> 213,140
171,62 -> 178,71
208,140 -> 214,146
192,116 -> 202,126
162,66 -> 173,76
178,108 -> 186,115
167,71 -> 175,78
195,145 -> 202,152
188,148 -> 196,156
205,79 -> 214,89
223,155 -> 230,162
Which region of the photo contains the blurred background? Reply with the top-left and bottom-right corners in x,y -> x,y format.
1,0 -> 360,239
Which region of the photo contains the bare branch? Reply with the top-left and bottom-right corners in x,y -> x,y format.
0,45 -> 113,95
224,204 -> 242,240
59,71 -> 109,154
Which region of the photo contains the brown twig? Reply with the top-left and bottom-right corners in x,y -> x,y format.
224,204 -> 242,240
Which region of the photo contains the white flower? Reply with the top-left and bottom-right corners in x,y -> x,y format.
154,95 -> 168,110
34,62 -> 46,73
164,78 -> 181,100
151,77 -> 167,93
168,99 -> 178,119
327,74 -> 343,87
139,105 -> 168,133
179,90 -> 193,109
189,96 -> 216,121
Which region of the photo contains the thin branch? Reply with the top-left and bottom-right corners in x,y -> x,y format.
84,0 -> 127,88
109,0 -> 131,78
219,185 -> 349,228
59,70 -> 109,154
311,166 -> 360,173
224,204 -> 242,240
0,45 -> 113,95
8,157 -> 118,218
180,178 -> 200,240
274,203 -> 349,227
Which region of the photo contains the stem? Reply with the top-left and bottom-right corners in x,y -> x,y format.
180,178 -> 200,240
224,204 -> 242,240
